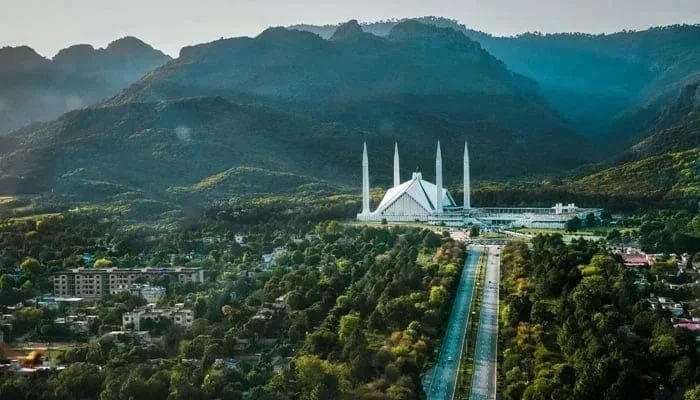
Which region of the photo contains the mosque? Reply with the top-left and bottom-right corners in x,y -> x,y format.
357,141 -> 601,229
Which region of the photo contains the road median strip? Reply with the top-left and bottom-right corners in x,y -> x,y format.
456,250 -> 488,398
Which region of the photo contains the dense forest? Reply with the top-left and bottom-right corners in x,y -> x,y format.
0,206 -> 468,399
499,236 -> 700,399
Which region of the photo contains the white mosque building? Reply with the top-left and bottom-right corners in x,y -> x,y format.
357,141 -> 601,229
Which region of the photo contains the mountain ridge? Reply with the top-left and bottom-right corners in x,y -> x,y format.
291,18 -> 700,151
0,37 -> 171,135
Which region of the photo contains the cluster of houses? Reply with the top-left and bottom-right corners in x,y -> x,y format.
616,247 -> 700,333
0,229 -> 324,379
251,296 -> 287,321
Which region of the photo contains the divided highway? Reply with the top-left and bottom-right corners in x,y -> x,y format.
469,245 -> 501,400
427,246 -> 482,400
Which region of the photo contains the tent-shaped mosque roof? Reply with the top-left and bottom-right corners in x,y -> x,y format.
374,171 -> 456,215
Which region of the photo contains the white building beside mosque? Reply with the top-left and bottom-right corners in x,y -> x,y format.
357,141 -> 600,229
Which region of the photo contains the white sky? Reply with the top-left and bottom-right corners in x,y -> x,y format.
2,0 -> 700,57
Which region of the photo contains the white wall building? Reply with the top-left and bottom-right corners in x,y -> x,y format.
357,141 -> 600,228
122,304 -> 193,330
358,141 -> 457,222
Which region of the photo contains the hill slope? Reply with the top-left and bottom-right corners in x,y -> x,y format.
104,20 -> 591,172
571,149 -> 699,204
0,37 -> 170,134
293,18 -> 700,147
0,20 -> 598,206
0,94 -> 593,203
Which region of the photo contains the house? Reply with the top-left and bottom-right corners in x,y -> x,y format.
621,252 -> 650,268
273,296 -> 286,310
251,309 -> 273,321
260,247 -> 289,269
647,297 -> 685,317
122,304 -> 194,330
261,254 -> 274,269
271,357 -> 293,374
213,358 -> 238,369
53,314 -> 98,333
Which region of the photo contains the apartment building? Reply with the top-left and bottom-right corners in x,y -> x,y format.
52,267 -> 204,299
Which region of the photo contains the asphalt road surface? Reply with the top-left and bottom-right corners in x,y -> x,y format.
469,245 -> 501,400
427,245 -> 482,400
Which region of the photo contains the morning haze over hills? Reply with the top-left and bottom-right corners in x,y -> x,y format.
0,37 -> 170,134
2,10 -> 700,400
0,17 -> 698,215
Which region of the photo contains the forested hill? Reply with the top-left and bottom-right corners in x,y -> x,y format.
110,20 -> 535,105
615,81 -> 700,161
293,18 -> 700,150
107,19 -> 587,158
570,148 -> 699,208
0,19 -> 596,203
0,37 -> 171,135
476,26 -> 700,146
0,94 -> 590,202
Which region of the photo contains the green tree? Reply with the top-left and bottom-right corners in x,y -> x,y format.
93,258 -> 114,268
0,274 -> 13,290
687,384 -> 700,400
565,217 -> 582,232
338,312 -> 361,344
202,343 -> 225,369
585,212 -> 597,227
469,225 -> 480,238
429,286 -> 447,306
20,257 -> 43,275
295,355 -> 349,400
650,334 -> 679,359
51,363 -> 104,400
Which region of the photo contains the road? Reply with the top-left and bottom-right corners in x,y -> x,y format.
469,245 -> 501,400
427,245 -> 482,400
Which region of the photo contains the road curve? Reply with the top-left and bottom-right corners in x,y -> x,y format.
427,245 -> 482,400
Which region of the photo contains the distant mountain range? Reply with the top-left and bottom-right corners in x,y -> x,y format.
292,17 -> 700,148
0,18 -> 697,210
111,20 -> 537,103
0,37 -> 170,134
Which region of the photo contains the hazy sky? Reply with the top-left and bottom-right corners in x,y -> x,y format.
2,0 -> 700,57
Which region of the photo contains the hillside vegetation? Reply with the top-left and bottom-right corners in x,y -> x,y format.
0,37 -> 170,134
293,18 -> 700,147
572,149 -> 699,203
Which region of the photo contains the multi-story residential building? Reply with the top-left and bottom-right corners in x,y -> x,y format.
52,267 -> 204,299
122,304 -> 193,330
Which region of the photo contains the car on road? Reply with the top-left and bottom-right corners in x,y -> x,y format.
447,356 -> 454,362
